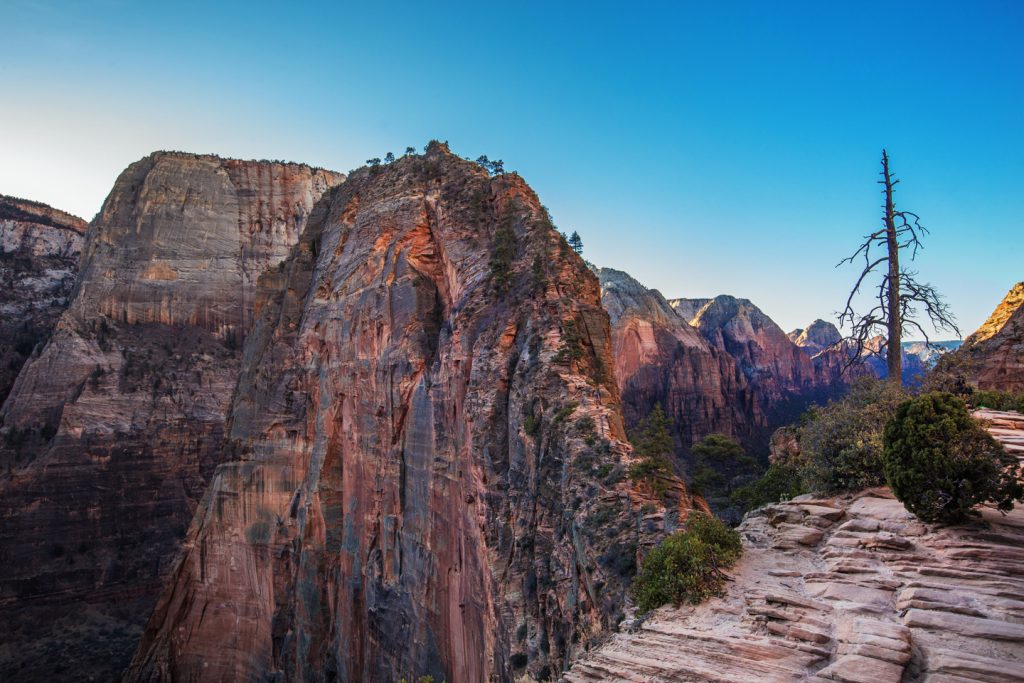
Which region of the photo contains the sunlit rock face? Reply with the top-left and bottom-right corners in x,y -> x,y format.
0,194 -> 86,406
599,268 -> 766,450
789,319 -> 842,357
953,282 -> 1024,392
667,297 -> 711,325
689,296 -> 849,424
0,152 -> 343,682
126,144 -> 697,683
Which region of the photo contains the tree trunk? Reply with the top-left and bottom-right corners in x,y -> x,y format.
882,150 -> 902,382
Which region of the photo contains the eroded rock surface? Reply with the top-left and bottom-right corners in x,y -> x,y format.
953,282 -> 1024,392
691,297 -> 834,417
0,153 -> 343,682
126,145 -> 697,683
565,486 -> 1024,682
0,195 -> 86,405
599,268 -> 765,450
789,320 -> 842,357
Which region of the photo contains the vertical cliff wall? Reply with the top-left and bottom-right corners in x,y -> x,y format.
0,153 -> 343,681
598,268 -> 766,450
689,295 -> 850,424
0,195 -> 86,406
126,144 -> 696,683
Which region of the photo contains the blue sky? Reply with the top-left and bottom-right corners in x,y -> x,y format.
2,1 -> 1021,337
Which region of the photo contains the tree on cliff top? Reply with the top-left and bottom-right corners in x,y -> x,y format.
838,150 -> 959,382
568,231 -> 583,255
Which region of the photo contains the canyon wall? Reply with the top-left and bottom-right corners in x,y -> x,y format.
126,144 -> 696,683
606,281 -> 856,459
951,282 -> 1024,393
0,195 -> 86,406
599,268 -> 765,450
0,153 -> 343,681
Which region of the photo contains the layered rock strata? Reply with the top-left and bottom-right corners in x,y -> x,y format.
788,320 -> 842,357
0,195 -> 86,405
598,268 -> 765,450
690,296 -> 831,414
0,153 -> 343,681
952,282 -> 1024,392
566,484 -> 1024,682
126,144 -> 697,683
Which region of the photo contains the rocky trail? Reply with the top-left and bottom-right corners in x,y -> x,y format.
564,414 -> 1024,682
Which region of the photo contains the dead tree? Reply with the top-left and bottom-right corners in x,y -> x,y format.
838,150 -> 959,382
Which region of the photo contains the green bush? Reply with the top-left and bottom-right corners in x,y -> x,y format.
689,433 -> 759,507
489,204 -> 517,293
627,404 -> 674,497
731,463 -> 806,510
883,392 -> 1024,523
523,414 -> 539,437
800,378 -> 910,493
630,512 -> 742,614
970,390 -> 1024,413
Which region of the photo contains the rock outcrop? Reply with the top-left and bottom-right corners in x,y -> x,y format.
0,195 -> 86,406
690,297 -> 842,423
126,145 -> 696,683
566,486 -> 1024,681
667,297 -> 711,325
789,320 -> 842,357
598,268 -> 765,451
951,282 -> 1024,392
0,153 -> 343,681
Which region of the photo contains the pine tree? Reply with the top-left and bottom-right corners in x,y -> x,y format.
568,231 -> 583,255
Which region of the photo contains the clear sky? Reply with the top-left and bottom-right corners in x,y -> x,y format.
2,1 -> 1021,338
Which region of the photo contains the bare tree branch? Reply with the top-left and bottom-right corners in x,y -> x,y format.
835,150 -> 958,381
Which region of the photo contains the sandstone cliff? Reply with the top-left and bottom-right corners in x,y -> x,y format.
598,269 -> 765,450
690,296 -> 841,423
126,144 -> 696,683
952,282 -> 1024,392
789,320 -> 842,357
667,297 -> 711,325
0,153 -> 343,681
0,195 -> 86,406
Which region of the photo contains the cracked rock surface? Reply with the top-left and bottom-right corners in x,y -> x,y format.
565,416 -> 1024,682
126,145 -> 699,683
0,153 -> 343,682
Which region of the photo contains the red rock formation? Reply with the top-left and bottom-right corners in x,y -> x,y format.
126,144 -> 695,683
953,282 -> 1024,392
599,268 -> 766,450
0,153 -> 343,681
685,296 -> 853,426
0,195 -> 86,405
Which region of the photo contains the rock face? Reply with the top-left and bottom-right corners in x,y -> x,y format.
599,269 -> 765,450
690,297 -> 842,424
566,484 -> 1024,682
0,153 -> 344,681
953,282 -> 1024,392
667,297 -> 711,325
126,145 -> 696,683
0,195 -> 86,406
603,279 -> 869,458
789,319 -> 842,357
